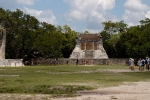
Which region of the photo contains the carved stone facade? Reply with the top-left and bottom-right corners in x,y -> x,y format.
69,34 -> 108,59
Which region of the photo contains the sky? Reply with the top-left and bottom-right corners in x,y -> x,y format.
0,0 -> 150,33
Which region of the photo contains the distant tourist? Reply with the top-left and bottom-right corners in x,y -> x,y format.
129,58 -> 134,70
141,58 -> 145,71
137,58 -> 142,71
66,59 -> 69,65
54,59 -> 57,65
76,59 -> 79,65
145,57 -> 149,70
83,59 -> 86,65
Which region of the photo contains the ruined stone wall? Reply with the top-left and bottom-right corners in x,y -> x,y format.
108,58 -> 128,65
31,58 -> 128,65
0,59 -> 24,67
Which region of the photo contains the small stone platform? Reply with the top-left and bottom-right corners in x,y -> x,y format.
0,59 -> 24,67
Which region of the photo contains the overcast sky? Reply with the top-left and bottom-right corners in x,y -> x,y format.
0,0 -> 150,33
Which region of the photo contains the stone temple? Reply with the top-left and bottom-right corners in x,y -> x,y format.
69,33 -> 109,65
0,27 -> 24,67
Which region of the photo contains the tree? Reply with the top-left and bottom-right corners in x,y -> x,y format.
60,25 -> 78,58
8,10 -> 39,59
0,8 -> 40,59
101,20 -> 128,58
102,20 -> 127,34
120,23 -> 150,58
34,22 -> 63,58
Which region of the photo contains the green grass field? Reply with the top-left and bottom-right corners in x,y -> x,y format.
0,64 -> 150,96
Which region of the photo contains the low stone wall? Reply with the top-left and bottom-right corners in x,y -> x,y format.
0,58 -> 129,66
0,59 -> 24,67
68,58 -> 128,65
31,58 -> 128,65
108,58 -> 128,65
68,59 -> 109,65
30,58 -> 67,65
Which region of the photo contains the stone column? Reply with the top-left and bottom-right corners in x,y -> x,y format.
0,28 -> 6,60
84,42 -> 86,50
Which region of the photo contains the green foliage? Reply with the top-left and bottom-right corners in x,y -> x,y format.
61,25 -> 78,58
101,19 -> 150,58
33,23 -> 63,58
101,21 -> 128,58
102,20 -> 127,34
1,7 -> 150,59
120,24 -> 150,58
0,8 -> 77,59
84,30 -> 89,34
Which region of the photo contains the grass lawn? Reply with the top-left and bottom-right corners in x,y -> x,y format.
0,64 -> 150,96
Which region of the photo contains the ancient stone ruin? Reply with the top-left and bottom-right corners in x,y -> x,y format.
0,27 -> 6,60
0,27 -> 24,67
69,33 -> 109,65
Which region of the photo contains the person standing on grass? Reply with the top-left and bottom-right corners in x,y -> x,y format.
137,58 -> 142,71
66,59 -> 69,65
54,58 -> 57,65
129,58 -> 134,70
148,57 -> 150,70
76,59 -> 79,65
145,57 -> 149,70
141,58 -> 145,71
83,59 -> 86,65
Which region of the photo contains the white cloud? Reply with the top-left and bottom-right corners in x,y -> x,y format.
145,11 -> 150,18
14,0 -> 35,5
124,0 -> 149,11
64,10 -> 86,21
123,0 -> 149,26
24,7 -> 42,16
23,7 -> 57,25
63,0 -> 116,32
64,0 -> 115,11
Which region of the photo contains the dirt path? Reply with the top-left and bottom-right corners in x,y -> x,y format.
51,82 -> 150,100
0,82 -> 150,100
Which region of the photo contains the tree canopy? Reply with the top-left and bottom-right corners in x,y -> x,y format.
0,8 -> 78,60
0,8 -> 150,59
101,20 -> 150,58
